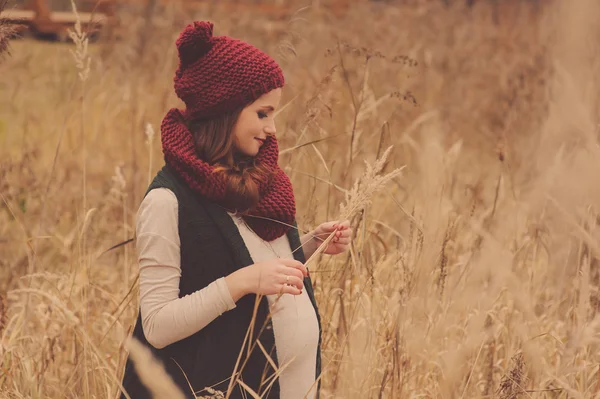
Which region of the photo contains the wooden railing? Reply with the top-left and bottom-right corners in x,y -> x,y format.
0,0 -> 362,40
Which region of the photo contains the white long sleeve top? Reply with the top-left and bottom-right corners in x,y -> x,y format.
135,188 -> 319,399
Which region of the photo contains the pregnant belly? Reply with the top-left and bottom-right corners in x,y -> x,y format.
267,289 -> 319,368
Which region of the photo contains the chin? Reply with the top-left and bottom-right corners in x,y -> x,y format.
240,148 -> 259,158
234,143 -> 261,158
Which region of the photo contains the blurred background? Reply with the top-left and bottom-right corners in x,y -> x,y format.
1,0 -> 600,398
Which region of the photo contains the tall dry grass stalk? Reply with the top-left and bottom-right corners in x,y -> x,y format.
124,337 -> 186,399
66,2 -> 95,397
0,0 -> 14,59
1,0 -> 600,397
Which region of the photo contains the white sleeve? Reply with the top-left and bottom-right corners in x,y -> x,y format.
136,188 -> 236,349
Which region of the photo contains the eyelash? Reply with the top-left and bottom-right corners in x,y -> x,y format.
257,111 -> 268,119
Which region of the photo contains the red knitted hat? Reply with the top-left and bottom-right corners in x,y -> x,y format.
174,21 -> 285,120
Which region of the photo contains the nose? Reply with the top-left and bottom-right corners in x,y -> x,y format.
264,120 -> 276,137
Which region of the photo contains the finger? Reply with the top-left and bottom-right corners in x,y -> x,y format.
280,259 -> 308,277
277,264 -> 305,280
337,234 -> 352,241
313,232 -> 334,241
315,230 -> 339,240
280,284 -> 302,296
339,230 -> 352,238
280,258 -> 304,268
334,237 -> 351,245
330,231 -> 351,241
321,221 -> 340,233
279,266 -> 304,281
280,275 -> 304,290
339,220 -> 351,230
333,232 -> 347,241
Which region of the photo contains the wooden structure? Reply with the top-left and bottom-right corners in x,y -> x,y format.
0,0 -> 360,41
0,0 -> 112,40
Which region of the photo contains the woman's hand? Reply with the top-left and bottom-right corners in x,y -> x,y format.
225,258 -> 308,301
303,220 -> 353,258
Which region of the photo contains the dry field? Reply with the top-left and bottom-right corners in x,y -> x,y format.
1,0 -> 600,397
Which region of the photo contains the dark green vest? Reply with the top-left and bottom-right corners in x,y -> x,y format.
120,165 -> 322,399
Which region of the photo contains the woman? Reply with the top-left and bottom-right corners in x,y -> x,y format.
120,21 -> 352,399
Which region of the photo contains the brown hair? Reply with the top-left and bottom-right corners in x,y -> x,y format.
188,108 -> 276,212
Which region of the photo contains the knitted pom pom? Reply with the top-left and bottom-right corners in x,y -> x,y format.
176,21 -> 214,67
172,19 -> 285,121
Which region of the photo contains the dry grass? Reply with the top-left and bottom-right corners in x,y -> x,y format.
1,0 -> 600,397
124,337 -> 185,399
0,0 -> 15,58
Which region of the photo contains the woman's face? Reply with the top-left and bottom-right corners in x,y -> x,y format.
232,88 -> 282,157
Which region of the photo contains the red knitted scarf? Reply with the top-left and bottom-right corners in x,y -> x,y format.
161,108 -> 296,242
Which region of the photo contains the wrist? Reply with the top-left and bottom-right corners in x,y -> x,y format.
225,267 -> 252,302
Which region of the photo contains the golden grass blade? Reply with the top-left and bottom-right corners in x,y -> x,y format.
78,208 -> 97,240
125,338 -> 186,399
279,134 -> 344,155
237,380 -> 261,399
226,295 -> 263,398
273,93 -> 300,118
286,168 -> 348,193
386,191 -> 423,233
311,143 -> 330,174
256,340 -> 277,374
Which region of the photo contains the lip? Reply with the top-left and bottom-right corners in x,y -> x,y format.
255,138 -> 265,144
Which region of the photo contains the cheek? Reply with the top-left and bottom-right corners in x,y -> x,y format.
244,123 -> 262,140
240,127 -> 256,142
234,116 -> 261,141
232,125 -> 259,152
